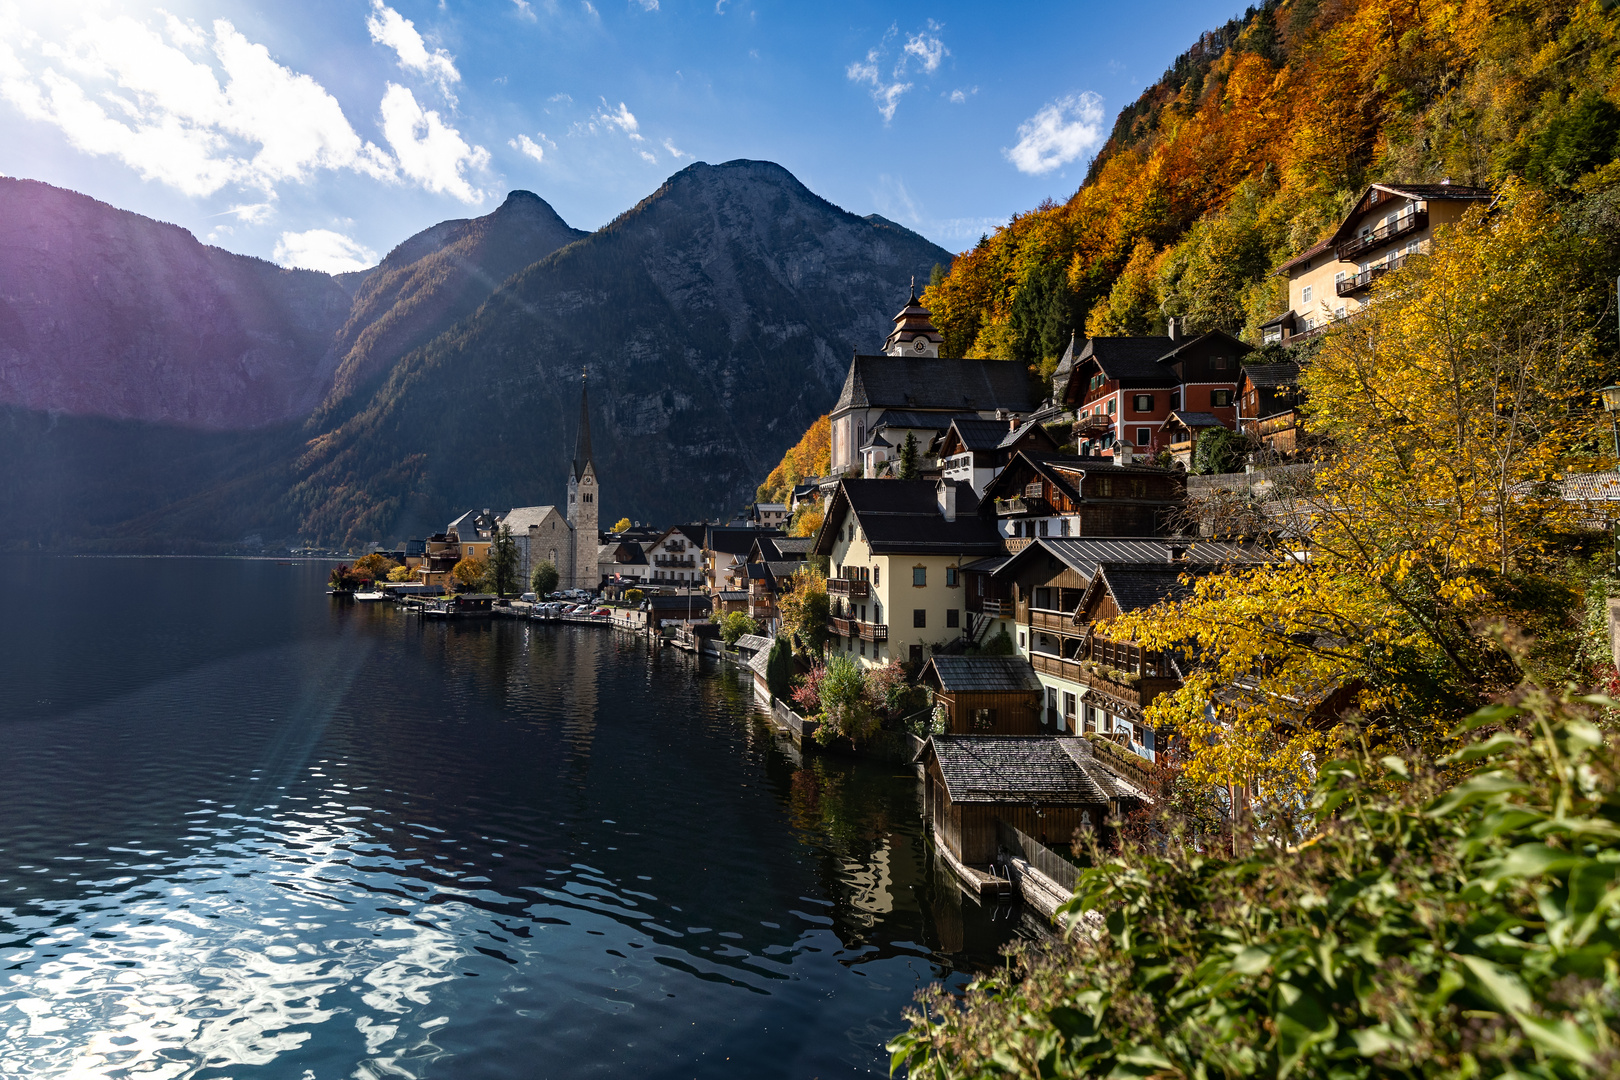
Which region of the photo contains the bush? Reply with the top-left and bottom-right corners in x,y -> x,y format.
328,563 -> 362,591
766,636 -> 794,703
530,559 -> 559,596
625,588 -> 644,605
720,611 -> 758,645
890,688 -> 1620,1079
979,627 -> 1015,656
1192,425 -> 1246,474
815,654 -> 879,745
452,556 -> 490,591
387,564 -> 415,583
353,552 -> 399,579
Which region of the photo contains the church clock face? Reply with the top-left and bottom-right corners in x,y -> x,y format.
912,337 -> 929,353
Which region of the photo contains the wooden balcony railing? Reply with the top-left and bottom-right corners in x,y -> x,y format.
1030,608 -> 1078,634
826,616 -> 887,641
1337,253 -> 1409,296
994,495 -> 1049,517
857,621 -> 888,642
826,578 -> 870,599
969,598 -> 1010,617
827,616 -> 853,637
1335,209 -> 1425,261
1256,411 -> 1299,437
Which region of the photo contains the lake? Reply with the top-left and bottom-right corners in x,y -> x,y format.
0,557 -> 1018,1078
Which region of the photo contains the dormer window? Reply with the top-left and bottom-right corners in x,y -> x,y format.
1211,356 -> 1229,371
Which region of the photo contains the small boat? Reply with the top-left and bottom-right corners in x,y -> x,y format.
354,591 -> 387,602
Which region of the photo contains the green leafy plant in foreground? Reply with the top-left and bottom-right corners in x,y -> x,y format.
890,688 -> 1620,1079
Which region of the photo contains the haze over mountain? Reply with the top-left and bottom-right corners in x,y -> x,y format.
0,161 -> 951,550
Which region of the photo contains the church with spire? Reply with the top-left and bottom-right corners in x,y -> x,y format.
483,371 -> 602,593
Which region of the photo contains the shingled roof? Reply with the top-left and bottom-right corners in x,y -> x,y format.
814,479 -> 1002,557
994,536 -> 1260,584
925,736 -> 1112,805
1066,337 -> 1180,396
835,355 -> 1036,414
1091,562 -> 1214,612
1241,361 -> 1301,389
924,656 -> 1044,694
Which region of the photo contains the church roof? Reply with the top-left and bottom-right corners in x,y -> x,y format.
500,505 -> 565,532
834,355 -> 1035,414
883,284 -> 944,352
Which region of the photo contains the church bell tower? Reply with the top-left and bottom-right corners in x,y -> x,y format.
566,370 -> 599,592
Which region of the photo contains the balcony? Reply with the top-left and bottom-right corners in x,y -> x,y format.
1028,653 -> 1180,708
993,495 -> 1049,517
826,616 -> 887,642
1256,411 -> 1299,437
1030,608 -> 1078,634
826,578 -> 870,599
1335,209 -> 1425,261
1074,415 -> 1114,437
857,621 -> 889,642
1336,254 -> 1408,296
970,598 -> 1010,617
655,556 -> 696,567
828,616 -> 853,637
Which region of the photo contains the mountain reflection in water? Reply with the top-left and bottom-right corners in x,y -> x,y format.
0,558 -> 1017,1078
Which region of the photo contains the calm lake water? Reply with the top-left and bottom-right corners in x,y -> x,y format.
0,557 -> 1017,1079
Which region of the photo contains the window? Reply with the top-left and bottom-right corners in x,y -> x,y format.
1133,394 -> 1153,412
1334,270 -> 1347,286
1039,519 -> 1049,536
1019,631 -> 1026,649
1335,305 -> 1346,319
1170,390 -> 1181,410
912,566 -> 927,587
1136,427 -> 1151,446
913,609 -> 927,628
946,609 -> 959,629
945,567 -> 958,587
1211,355 -> 1229,371
971,708 -> 997,731
1106,398 -> 1116,415
1211,389 -> 1232,407
1034,587 -> 1052,610
1098,477 -> 1113,496
1063,691 -> 1077,726
873,565 -> 880,587
1301,285 -> 1313,305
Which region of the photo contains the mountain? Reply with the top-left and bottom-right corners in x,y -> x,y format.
320,190 -> 587,413
287,160 -> 952,545
0,161 -> 950,550
0,178 -> 356,430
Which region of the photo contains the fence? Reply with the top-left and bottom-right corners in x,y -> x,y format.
996,819 -> 1079,894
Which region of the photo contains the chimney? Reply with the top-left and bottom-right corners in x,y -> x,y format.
936,479 -> 957,522
1008,414 -> 1022,433
1115,443 -> 1133,466
1167,542 -> 1187,564
1167,316 -> 1181,342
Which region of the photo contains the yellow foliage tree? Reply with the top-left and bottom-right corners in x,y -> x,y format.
1112,185 -> 1605,810
757,414 -> 831,505
452,556 -> 490,592
611,517 -> 632,533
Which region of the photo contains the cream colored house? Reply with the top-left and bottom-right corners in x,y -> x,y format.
812,478 -> 1003,668
1263,182 -> 1492,343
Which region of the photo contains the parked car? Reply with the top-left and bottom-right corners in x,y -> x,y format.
591,607 -> 611,617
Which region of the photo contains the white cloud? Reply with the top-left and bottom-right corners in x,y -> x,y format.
662,138 -> 688,159
903,29 -> 947,74
948,86 -> 976,104
632,0 -> 660,9
225,201 -> 275,223
582,1 -> 599,16
379,83 -> 488,203
0,14 -> 393,198
638,149 -> 656,163
274,228 -> 378,273
715,0 -> 727,11
846,48 -> 911,124
595,100 -> 638,133
509,133 -> 545,163
1004,91 -> 1104,175
511,0 -> 538,21
366,2 -> 460,102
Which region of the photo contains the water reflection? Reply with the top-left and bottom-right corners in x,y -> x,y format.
0,558 -> 1017,1078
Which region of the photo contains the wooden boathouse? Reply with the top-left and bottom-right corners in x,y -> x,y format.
920,655 -> 1046,735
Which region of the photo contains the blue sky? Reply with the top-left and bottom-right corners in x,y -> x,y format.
0,1 -> 1240,272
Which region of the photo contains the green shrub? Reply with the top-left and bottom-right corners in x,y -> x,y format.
766,636 -> 794,703
891,688 -> 1620,1079
720,611 -> 758,645
814,654 -> 880,745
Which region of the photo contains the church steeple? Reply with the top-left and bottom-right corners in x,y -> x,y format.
572,369 -> 594,481
884,278 -> 943,356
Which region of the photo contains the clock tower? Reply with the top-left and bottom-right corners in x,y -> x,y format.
883,279 -> 944,357
566,371 -> 599,592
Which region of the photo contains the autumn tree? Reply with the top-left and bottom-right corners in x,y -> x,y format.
611,517 -> 632,533
452,556 -> 491,592
756,415 -> 831,505
352,552 -> 399,580
778,564 -> 830,655
1113,187 -> 1606,809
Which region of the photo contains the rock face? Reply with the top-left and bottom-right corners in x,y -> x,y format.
289,160 -> 953,545
321,190 -> 586,412
0,178 -> 356,430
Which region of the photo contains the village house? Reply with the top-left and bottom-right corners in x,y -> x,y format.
978,450 -> 1187,544
743,534 -> 811,628
646,524 -> 706,591
1237,360 -> 1306,457
1263,182 -> 1493,343
920,655 -> 1047,735
935,414 -> 1062,497
985,537 -> 1256,758
812,478 -> 1003,668
751,503 -> 789,527
1159,411 -> 1229,470
829,291 -> 1036,476
1061,326 -> 1249,459
703,525 -> 783,602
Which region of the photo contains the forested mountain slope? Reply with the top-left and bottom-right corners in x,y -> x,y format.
923,0 -> 1620,371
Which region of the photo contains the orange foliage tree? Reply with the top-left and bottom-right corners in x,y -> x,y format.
756,414 -> 830,506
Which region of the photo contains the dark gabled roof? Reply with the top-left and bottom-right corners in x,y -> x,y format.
947,417 -> 1020,452
1156,329 -> 1252,367
1259,310 -> 1296,329
1056,737 -> 1152,802
875,409 -> 980,430
979,451 -> 1184,505
834,355 -> 1036,414
1240,361 -> 1301,389
924,656 -> 1044,694
1277,235 -> 1336,275
764,559 -> 807,579
925,736 -> 1111,805
1092,562 -> 1214,612
1378,182 -> 1493,201
1073,336 -> 1178,388
1000,423 -> 1059,451
735,633 -> 773,653
646,594 -> 712,612
960,554 -> 1011,574
751,534 -> 813,562
814,479 -> 1002,556
993,536 -> 1261,583
610,542 -> 648,564
717,590 -> 750,601
1164,410 -> 1226,431
705,525 -> 782,554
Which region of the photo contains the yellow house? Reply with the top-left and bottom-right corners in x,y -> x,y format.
812,478 -> 1003,669
1263,182 -> 1493,343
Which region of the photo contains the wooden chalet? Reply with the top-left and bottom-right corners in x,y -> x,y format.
743,534 -> 812,625
1161,410 -> 1228,470
935,415 -> 1061,497
1237,361 -> 1305,456
978,450 -> 1186,544
920,735 -> 1148,870
920,656 -> 1046,735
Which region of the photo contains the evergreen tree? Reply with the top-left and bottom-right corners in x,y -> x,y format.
491,524 -> 520,597
898,431 -> 920,480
